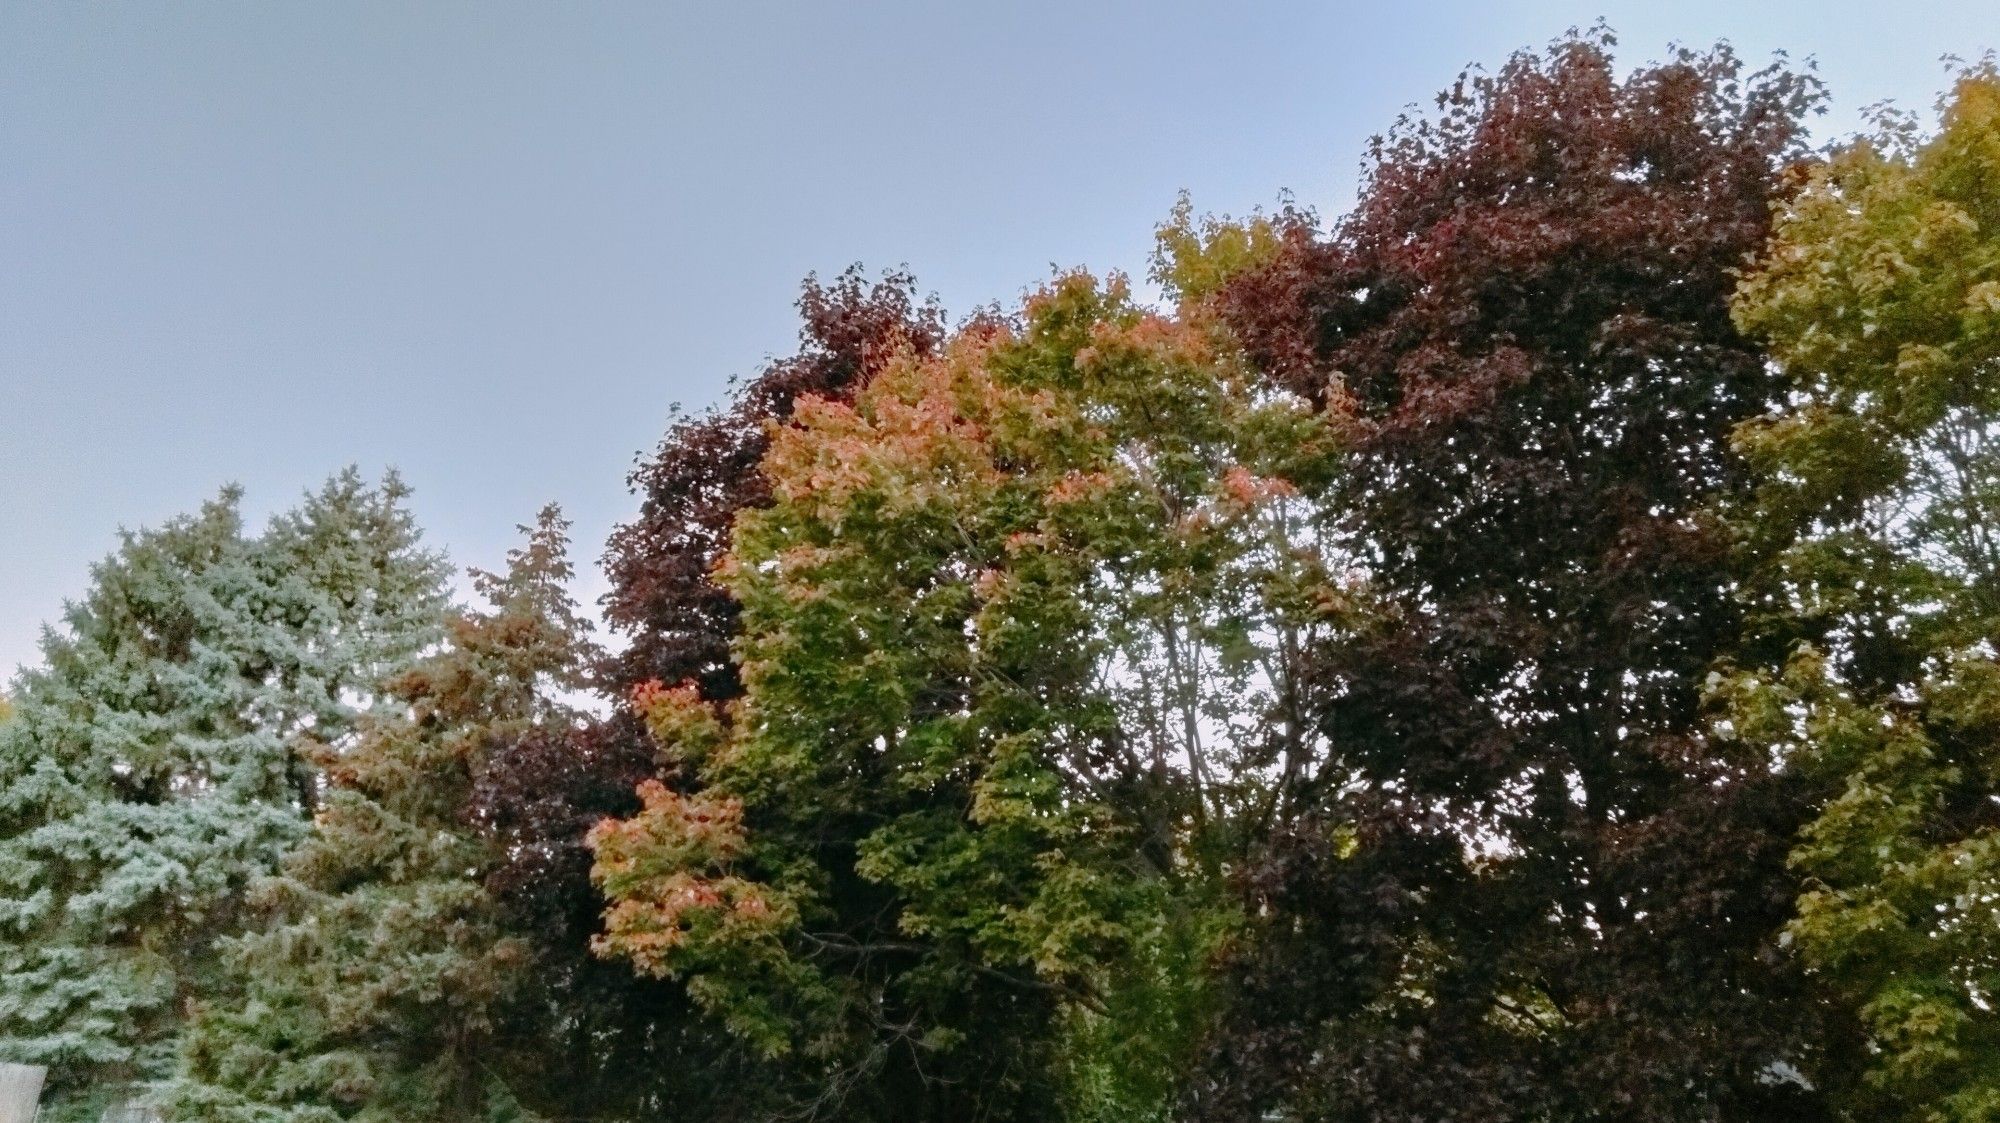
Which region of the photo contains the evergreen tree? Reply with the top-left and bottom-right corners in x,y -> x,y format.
0,472 -> 447,1117
169,506 -> 592,1122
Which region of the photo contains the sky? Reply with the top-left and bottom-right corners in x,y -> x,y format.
3,0 -> 1994,680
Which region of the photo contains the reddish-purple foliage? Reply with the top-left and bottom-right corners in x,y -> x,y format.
1190,32 -> 1843,1120
461,268 -> 946,1118
601,267 -> 946,696
471,717 -> 782,1118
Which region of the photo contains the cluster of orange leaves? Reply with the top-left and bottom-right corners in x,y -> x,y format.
1220,464 -> 1298,508
762,332 -> 1018,516
1073,308 -> 1213,374
630,678 -> 725,766
588,681 -> 785,977
587,777 -> 787,978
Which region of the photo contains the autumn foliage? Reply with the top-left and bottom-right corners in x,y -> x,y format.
1188,36 -> 1833,1120
7,27 -> 2000,1123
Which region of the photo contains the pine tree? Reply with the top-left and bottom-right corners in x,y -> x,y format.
0,472 -> 448,1117
169,507 -> 594,1122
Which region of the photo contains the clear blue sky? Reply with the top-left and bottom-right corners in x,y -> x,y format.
3,1 -> 1993,679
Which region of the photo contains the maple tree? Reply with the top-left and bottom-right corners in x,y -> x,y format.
419,267 -> 950,1119
8,29 -> 2000,1123
591,270 -> 1346,1118
1723,61 -> 2000,1120
1187,30 -> 1834,1120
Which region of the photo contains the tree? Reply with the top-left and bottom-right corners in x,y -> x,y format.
430,268 -> 950,1120
0,472 -> 448,1117
25,34 -> 2000,1123
167,506 -> 593,1122
590,271 -> 1342,1119
601,266 -> 947,698
471,712 -> 784,1122
1188,31 -> 1831,1120
1723,62 -> 2000,1120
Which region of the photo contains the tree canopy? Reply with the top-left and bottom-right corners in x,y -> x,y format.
0,471 -> 448,1118
1722,60 -> 2000,1121
6,29 -> 2000,1123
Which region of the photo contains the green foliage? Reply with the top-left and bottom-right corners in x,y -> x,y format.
0,471 -> 449,1111
13,34 -> 2000,1123
1056,896 -> 1237,1123
1727,62 -> 2000,1120
1150,191 -> 1295,307
592,272 -> 1345,1117
166,507 -> 594,1122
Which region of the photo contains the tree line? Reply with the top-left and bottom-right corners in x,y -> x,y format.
4,29 -> 1999,1122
